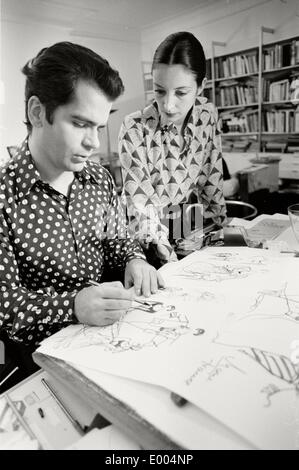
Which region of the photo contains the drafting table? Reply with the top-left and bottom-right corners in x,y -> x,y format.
32,352 -> 252,450
32,215 -> 297,450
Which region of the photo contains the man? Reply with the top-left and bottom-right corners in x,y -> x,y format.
0,42 -> 164,353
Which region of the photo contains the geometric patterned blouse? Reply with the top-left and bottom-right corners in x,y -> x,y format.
118,97 -> 227,251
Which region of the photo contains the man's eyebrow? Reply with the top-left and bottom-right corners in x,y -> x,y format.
71,114 -> 105,128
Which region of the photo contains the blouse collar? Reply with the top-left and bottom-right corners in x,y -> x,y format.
144,96 -> 208,139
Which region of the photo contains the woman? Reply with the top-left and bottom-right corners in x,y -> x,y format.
119,32 -> 227,266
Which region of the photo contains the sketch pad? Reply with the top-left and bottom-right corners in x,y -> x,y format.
37,247 -> 299,450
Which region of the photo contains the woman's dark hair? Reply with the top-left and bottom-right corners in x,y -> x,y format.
152,32 -> 206,86
22,41 -> 124,132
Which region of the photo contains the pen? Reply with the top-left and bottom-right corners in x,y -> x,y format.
5,394 -> 38,441
280,250 -> 299,257
170,392 -> 188,407
0,366 -> 19,388
41,378 -> 85,435
87,279 -> 153,307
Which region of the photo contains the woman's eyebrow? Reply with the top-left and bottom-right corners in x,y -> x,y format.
153,83 -> 192,90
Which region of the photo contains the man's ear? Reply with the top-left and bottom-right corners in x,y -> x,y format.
27,96 -> 45,128
197,77 -> 207,96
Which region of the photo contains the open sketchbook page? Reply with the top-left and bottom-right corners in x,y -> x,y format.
70,365 -> 252,450
38,247 -> 299,449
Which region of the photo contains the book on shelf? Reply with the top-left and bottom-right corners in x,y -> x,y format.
290,39 -> 299,66
215,51 -> 258,79
217,77 -> 258,107
262,109 -> 299,133
206,59 -> 212,81
263,39 -> 299,70
263,74 -> 299,102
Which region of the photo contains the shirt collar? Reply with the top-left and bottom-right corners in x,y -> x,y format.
13,139 -> 100,200
13,138 -> 42,199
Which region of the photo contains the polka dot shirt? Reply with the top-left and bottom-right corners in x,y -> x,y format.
0,139 -> 145,346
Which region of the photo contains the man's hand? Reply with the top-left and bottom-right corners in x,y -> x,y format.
74,281 -> 134,326
125,258 -> 165,297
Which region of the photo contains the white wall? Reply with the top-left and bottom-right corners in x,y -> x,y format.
0,19 -> 144,159
141,0 -> 299,61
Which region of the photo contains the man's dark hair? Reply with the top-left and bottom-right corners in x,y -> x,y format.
152,31 -> 206,87
22,41 -> 124,132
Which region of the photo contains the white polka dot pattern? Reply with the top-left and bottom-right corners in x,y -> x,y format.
0,140 -> 145,346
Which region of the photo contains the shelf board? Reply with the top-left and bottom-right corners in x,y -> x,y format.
262,132 -> 299,135
262,100 -> 299,106
214,46 -> 258,58
215,72 -> 258,82
222,132 -> 258,137
263,64 -> 299,75
218,103 -> 259,110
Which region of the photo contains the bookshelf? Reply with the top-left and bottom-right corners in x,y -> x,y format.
207,29 -> 299,155
141,61 -> 154,105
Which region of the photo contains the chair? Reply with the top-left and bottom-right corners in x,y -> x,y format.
225,200 -> 258,221
7,146 -> 19,158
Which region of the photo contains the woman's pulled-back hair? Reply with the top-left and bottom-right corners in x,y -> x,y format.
152,32 -> 206,86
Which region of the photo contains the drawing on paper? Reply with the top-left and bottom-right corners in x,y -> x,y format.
185,355 -> 246,387
213,333 -> 299,406
174,251 -> 270,282
157,286 -> 222,303
52,301 -> 191,353
249,283 -> 299,322
240,347 -> 299,394
177,261 -> 251,282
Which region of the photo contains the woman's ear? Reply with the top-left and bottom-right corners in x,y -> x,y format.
197,77 -> 207,96
27,96 -> 45,128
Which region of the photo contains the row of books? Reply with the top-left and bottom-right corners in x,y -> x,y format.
212,40 -> 299,80
263,76 -> 299,102
262,109 -> 299,133
221,110 -> 258,133
214,53 -> 258,79
216,82 -> 258,107
263,40 -> 299,70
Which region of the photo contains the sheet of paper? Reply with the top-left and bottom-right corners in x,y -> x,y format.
229,214 -> 291,247
38,247 -> 299,449
66,426 -> 140,450
71,365 -> 252,450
